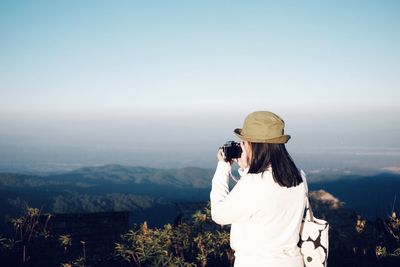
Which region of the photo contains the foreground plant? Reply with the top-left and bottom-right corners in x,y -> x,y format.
11,206 -> 52,263
115,204 -> 234,266
375,212 -> 400,258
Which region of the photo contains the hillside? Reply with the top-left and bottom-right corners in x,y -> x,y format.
309,173 -> 400,219
1,165 -> 399,232
0,165 -> 213,231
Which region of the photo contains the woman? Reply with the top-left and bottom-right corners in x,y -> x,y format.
210,111 -> 306,267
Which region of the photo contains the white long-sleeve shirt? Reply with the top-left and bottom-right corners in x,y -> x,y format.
210,161 -> 306,267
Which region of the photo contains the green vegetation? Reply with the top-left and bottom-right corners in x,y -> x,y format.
115,205 -> 233,267
0,207 -> 52,265
0,204 -> 233,267
375,212 -> 400,258
13,207 -> 52,263
58,235 -> 87,267
1,204 -> 400,266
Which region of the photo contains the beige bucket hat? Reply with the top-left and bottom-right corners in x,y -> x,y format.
234,111 -> 290,143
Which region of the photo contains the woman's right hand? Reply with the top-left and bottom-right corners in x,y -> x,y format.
217,149 -> 235,165
217,149 -> 225,162
236,141 -> 249,169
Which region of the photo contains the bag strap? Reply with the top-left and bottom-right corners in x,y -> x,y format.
301,170 -> 315,222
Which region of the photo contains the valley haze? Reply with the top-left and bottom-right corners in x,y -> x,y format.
1,108 -> 399,176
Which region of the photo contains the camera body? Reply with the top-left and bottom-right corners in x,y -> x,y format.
221,141 -> 242,161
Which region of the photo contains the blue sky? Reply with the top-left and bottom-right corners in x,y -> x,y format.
0,0 -> 399,172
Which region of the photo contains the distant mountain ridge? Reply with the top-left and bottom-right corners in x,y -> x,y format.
45,164 -> 213,189
1,164 -> 399,226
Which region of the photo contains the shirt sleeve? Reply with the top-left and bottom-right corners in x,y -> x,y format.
210,161 -> 252,225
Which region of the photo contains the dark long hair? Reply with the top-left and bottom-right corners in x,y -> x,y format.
248,143 -> 302,187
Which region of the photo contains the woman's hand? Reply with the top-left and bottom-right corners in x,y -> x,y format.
217,149 -> 225,162
217,149 -> 234,165
236,141 -> 249,169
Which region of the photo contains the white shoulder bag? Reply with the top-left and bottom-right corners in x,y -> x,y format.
298,172 -> 329,267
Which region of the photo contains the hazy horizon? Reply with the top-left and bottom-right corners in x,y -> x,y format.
1,107 -> 399,175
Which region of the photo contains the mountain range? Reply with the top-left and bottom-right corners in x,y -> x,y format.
0,164 -> 399,230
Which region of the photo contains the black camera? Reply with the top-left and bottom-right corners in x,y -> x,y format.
221,141 -> 242,161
